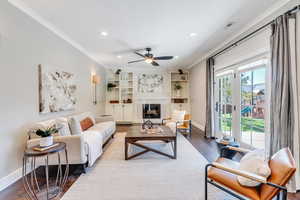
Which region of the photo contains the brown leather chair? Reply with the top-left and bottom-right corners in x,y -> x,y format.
205,147 -> 296,200
176,114 -> 192,137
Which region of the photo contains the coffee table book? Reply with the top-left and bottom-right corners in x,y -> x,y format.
33,143 -> 60,152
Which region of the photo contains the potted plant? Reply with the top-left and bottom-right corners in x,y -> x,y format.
174,83 -> 182,97
31,125 -> 59,147
107,83 -> 117,91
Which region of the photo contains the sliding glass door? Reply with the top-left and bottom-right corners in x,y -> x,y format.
214,58 -> 268,149
215,72 -> 234,138
240,67 -> 266,148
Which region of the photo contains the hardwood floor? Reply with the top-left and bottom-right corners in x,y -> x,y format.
0,124 -> 299,200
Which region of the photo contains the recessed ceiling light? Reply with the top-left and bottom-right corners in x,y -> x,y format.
117,55 -> 122,59
100,31 -> 108,36
189,33 -> 197,37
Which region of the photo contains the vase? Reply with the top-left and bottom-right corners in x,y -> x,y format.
176,89 -> 181,97
40,136 -> 53,147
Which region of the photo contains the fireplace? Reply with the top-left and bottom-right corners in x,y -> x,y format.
143,104 -> 161,119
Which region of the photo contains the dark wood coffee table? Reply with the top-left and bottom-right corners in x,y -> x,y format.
125,126 -> 177,160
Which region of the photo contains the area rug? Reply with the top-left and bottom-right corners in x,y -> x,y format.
61,132 -> 228,200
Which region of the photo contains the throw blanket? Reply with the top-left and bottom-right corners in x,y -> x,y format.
83,131 -> 104,167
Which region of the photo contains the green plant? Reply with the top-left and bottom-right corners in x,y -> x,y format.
107,83 -> 117,91
33,125 -> 59,138
174,83 -> 182,90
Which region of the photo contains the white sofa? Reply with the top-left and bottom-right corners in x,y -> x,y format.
27,112 -> 116,170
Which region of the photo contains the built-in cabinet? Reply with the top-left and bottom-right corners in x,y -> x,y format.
106,71 -> 134,124
105,70 -> 190,123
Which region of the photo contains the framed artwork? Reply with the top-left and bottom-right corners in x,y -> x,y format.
138,74 -> 163,93
38,65 -> 77,114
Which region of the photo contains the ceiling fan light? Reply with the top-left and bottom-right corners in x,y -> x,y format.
145,58 -> 153,64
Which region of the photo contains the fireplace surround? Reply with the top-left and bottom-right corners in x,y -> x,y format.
143,104 -> 161,119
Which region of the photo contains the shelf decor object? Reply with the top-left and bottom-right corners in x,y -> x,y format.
92,75 -> 101,105
174,82 -> 182,97
22,142 -> 69,200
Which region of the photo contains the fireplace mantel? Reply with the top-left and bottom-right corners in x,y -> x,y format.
135,96 -> 171,104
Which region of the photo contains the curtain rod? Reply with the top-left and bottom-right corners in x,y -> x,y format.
210,5 -> 300,59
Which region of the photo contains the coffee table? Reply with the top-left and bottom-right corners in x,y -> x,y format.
125,126 -> 177,160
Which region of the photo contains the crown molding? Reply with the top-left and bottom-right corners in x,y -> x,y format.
187,0 -> 293,69
8,0 -> 106,68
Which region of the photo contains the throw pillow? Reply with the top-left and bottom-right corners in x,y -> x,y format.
171,110 -> 186,122
80,117 -> 94,131
68,117 -> 82,135
171,110 -> 186,126
237,149 -> 271,187
56,117 -> 71,136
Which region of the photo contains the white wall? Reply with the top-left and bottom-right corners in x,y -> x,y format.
0,0 -> 106,186
214,29 -> 271,70
189,61 -> 206,130
188,29 -> 271,132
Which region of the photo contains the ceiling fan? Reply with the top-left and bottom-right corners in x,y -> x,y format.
128,47 -> 173,66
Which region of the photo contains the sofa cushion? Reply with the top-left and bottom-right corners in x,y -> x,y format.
80,117 -> 94,131
56,117 -> 71,136
85,121 -> 115,143
88,121 -> 115,137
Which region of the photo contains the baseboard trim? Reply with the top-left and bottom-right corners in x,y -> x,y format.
0,167 -> 23,192
192,122 -> 205,131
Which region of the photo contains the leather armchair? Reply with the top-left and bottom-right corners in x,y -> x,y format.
205,147 -> 296,200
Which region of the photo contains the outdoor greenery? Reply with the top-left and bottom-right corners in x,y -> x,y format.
219,71 -> 265,134
221,114 -> 265,133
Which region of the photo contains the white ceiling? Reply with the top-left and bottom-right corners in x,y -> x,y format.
11,0 -> 282,69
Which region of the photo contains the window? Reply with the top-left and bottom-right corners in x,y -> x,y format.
240,67 -> 266,148
214,58 -> 268,149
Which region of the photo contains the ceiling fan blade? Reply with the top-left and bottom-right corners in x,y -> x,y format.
134,52 -> 146,58
153,56 -> 174,60
151,61 -> 160,66
128,59 -> 145,64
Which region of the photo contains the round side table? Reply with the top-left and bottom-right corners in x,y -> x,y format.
22,142 -> 69,200
216,138 -> 240,159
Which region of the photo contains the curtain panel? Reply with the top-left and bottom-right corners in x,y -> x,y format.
270,12 -> 300,192
205,58 -> 214,138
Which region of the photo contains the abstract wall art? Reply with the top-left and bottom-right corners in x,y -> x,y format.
138,74 -> 163,93
39,65 -> 77,114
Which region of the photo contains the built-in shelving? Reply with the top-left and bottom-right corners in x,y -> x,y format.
170,71 -> 190,112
